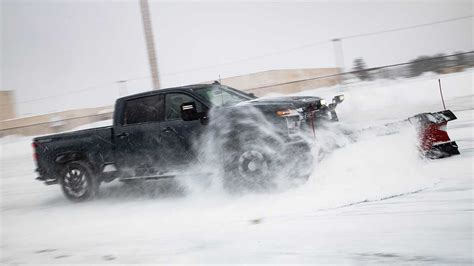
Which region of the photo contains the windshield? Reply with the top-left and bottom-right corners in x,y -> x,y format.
194,85 -> 253,107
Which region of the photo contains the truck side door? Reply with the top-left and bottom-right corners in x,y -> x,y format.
160,92 -> 208,169
114,94 -> 164,176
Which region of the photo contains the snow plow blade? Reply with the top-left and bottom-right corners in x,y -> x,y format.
408,110 -> 460,159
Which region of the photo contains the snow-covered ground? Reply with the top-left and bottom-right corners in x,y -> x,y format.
1,71 -> 473,264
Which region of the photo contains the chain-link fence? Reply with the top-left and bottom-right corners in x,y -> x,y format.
243,51 -> 474,96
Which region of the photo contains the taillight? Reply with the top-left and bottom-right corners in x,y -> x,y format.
32,142 -> 39,162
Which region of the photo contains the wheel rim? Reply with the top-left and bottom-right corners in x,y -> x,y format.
63,167 -> 89,197
237,150 -> 269,179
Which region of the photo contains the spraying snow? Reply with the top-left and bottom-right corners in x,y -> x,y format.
1,71 -> 472,264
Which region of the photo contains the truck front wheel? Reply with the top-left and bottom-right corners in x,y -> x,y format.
60,161 -> 99,202
224,144 -> 275,191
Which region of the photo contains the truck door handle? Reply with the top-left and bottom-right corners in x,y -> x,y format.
117,132 -> 129,139
162,127 -> 176,133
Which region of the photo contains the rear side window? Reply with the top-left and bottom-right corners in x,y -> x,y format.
165,93 -> 203,120
123,95 -> 163,125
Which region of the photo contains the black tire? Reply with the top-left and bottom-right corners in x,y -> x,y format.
224,143 -> 275,191
59,161 -> 99,202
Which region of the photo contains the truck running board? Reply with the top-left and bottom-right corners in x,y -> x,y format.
119,172 -> 213,182
120,174 -> 178,181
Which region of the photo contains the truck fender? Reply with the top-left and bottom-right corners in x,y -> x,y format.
55,152 -> 86,164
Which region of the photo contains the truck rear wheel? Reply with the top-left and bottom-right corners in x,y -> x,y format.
60,161 -> 99,202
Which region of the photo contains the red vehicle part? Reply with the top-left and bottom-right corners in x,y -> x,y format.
32,142 -> 39,163
409,110 -> 460,158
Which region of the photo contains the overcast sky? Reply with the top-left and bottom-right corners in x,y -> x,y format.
1,0 -> 472,116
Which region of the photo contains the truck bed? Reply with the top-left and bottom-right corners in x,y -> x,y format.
33,126 -> 115,180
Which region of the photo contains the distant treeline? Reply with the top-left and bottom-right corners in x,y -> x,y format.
351,51 -> 474,81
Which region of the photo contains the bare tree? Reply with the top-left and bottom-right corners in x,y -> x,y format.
352,58 -> 371,81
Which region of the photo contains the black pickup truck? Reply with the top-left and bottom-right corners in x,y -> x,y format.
33,83 -> 344,201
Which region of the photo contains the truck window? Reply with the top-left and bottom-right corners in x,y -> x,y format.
123,95 -> 163,125
194,85 -> 251,106
165,93 -> 202,120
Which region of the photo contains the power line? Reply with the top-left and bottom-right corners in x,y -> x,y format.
4,15 -> 472,107
141,15 -> 474,77
340,15 -> 473,40
5,38 -> 326,106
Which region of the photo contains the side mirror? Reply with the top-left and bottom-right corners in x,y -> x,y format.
180,102 -> 201,121
332,95 -> 344,104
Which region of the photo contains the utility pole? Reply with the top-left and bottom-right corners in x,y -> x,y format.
140,0 -> 161,90
332,38 -> 345,72
331,38 -> 346,86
